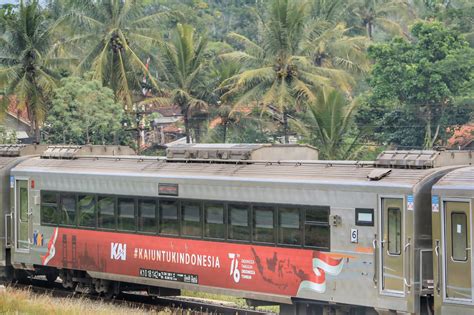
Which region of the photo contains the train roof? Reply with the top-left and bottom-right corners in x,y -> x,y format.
11,155 -> 456,189
433,166 -> 474,191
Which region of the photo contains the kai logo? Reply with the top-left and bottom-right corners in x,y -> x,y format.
33,230 -> 44,247
228,253 -> 240,283
110,243 -> 127,261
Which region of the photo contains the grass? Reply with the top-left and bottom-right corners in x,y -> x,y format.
0,286 -> 166,315
0,286 -> 279,314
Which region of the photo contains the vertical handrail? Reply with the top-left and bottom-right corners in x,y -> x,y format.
435,240 -> 441,295
404,237 -> 412,291
373,234 -> 378,286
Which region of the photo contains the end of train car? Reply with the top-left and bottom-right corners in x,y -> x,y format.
432,166 -> 474,315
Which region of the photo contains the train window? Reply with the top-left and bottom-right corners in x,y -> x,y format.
41,191 -> 59,225
60,194 -> 76,226
279,207 -> 301,245
253,206 -> 275,243
118,198 -> 136,231
452,212 -> 468,261
98,196 -> 116,230
304,207 -> 330,249
160,200 -> 179,235
388,207 -> 401,255
355,208 -> 374,226
229,204 -> 250,241
182,201 -> 202,237
204,203 -> 225,239
78,195 -> 96,227
138,199 -> 157,233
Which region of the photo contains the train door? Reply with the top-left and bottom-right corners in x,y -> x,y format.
444,201 -> 472,302
15,179 -> 30,252
380,197 -> 404,295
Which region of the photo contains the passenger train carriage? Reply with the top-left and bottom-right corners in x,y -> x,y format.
1,144 -> 473,314
432,167 -> 474,315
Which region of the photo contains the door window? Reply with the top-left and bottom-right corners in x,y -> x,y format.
451,212 -> 468,261
388,207 -> 401,255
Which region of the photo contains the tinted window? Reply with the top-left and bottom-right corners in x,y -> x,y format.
229,204 -> 249,241
304,207 -> 330,249
60,194 -> 76,226
205,203 -> 225,239
118,198 -> 135,231
138,199 -> 157,233
160,200 -> 178,235
388,207 -> 401,255
182,201 -> 202,237
253,206 -> 274,243
78,195 -> 96,227
452,212 -> 468,261
98,196 -> 116,229
41,192 -> 58,225
279,207 -> 301,245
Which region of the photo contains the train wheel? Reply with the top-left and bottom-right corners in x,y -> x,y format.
46,270 -> 59,283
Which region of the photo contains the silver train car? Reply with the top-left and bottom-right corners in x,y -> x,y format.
2,145 -> 473,314
432,166 -> 474,315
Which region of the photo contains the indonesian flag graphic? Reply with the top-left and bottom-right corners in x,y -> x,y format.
42,227 -> 59,265
297,251 -> 344,295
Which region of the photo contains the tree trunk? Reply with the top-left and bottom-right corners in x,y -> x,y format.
34,122 -> 40,144
366,22 -> 373,40
423,109 -> 433,149
184,108 -> 191,144
223,121 -> 228,143
283,110 -> 289,144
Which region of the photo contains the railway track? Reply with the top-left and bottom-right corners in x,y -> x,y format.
2,277 -> 275,315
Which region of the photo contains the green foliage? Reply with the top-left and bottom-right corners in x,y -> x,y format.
65,0 -> 168,107
366,21 -> 474,148
158,23 -> 209,143
44,76 -> 123,145
293,88 -> 361,159
0,0 -> 66,142
0,125 -> 17,144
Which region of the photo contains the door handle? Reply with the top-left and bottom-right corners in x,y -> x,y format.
404,238 -> 411,290
435,241 -> 441,295
372,236 -> 378,286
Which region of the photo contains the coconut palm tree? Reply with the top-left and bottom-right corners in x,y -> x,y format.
64,0 -> 167,108
221,0 -> 353,143
349,0 -> 413,40
0,0 -> 67,142
303,22 -> 370,74
292,87 -> 361,159
159,23 -> 209,143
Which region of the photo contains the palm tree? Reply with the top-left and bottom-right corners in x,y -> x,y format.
221,0 -> 352,143
65,0 -> 167,108
349,0 -> 413,40
293,88 -> 361,159
0,0 -> 66,142
159,23 -> 209,143
303,22 -> 370,74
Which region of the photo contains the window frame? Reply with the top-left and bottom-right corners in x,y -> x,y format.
387,206 -> 402,256
137,198 -> 158,235
252,204 -> 276,245
40,191 -> 60,226
97,195 -> 117,231
277,206 -> 303,247
355,208 -> 374,226
451,211 -> 468,262
181,200 -> 203,239
117,197 -> 137,232
303,206 -> 331,250
159,198 -> 180,236
203,201 -> 227,240
227,203 -> 251,242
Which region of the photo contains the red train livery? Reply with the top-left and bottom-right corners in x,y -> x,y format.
42,227 -> 345,297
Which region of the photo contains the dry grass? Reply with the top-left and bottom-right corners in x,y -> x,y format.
0,286 -> 168,315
